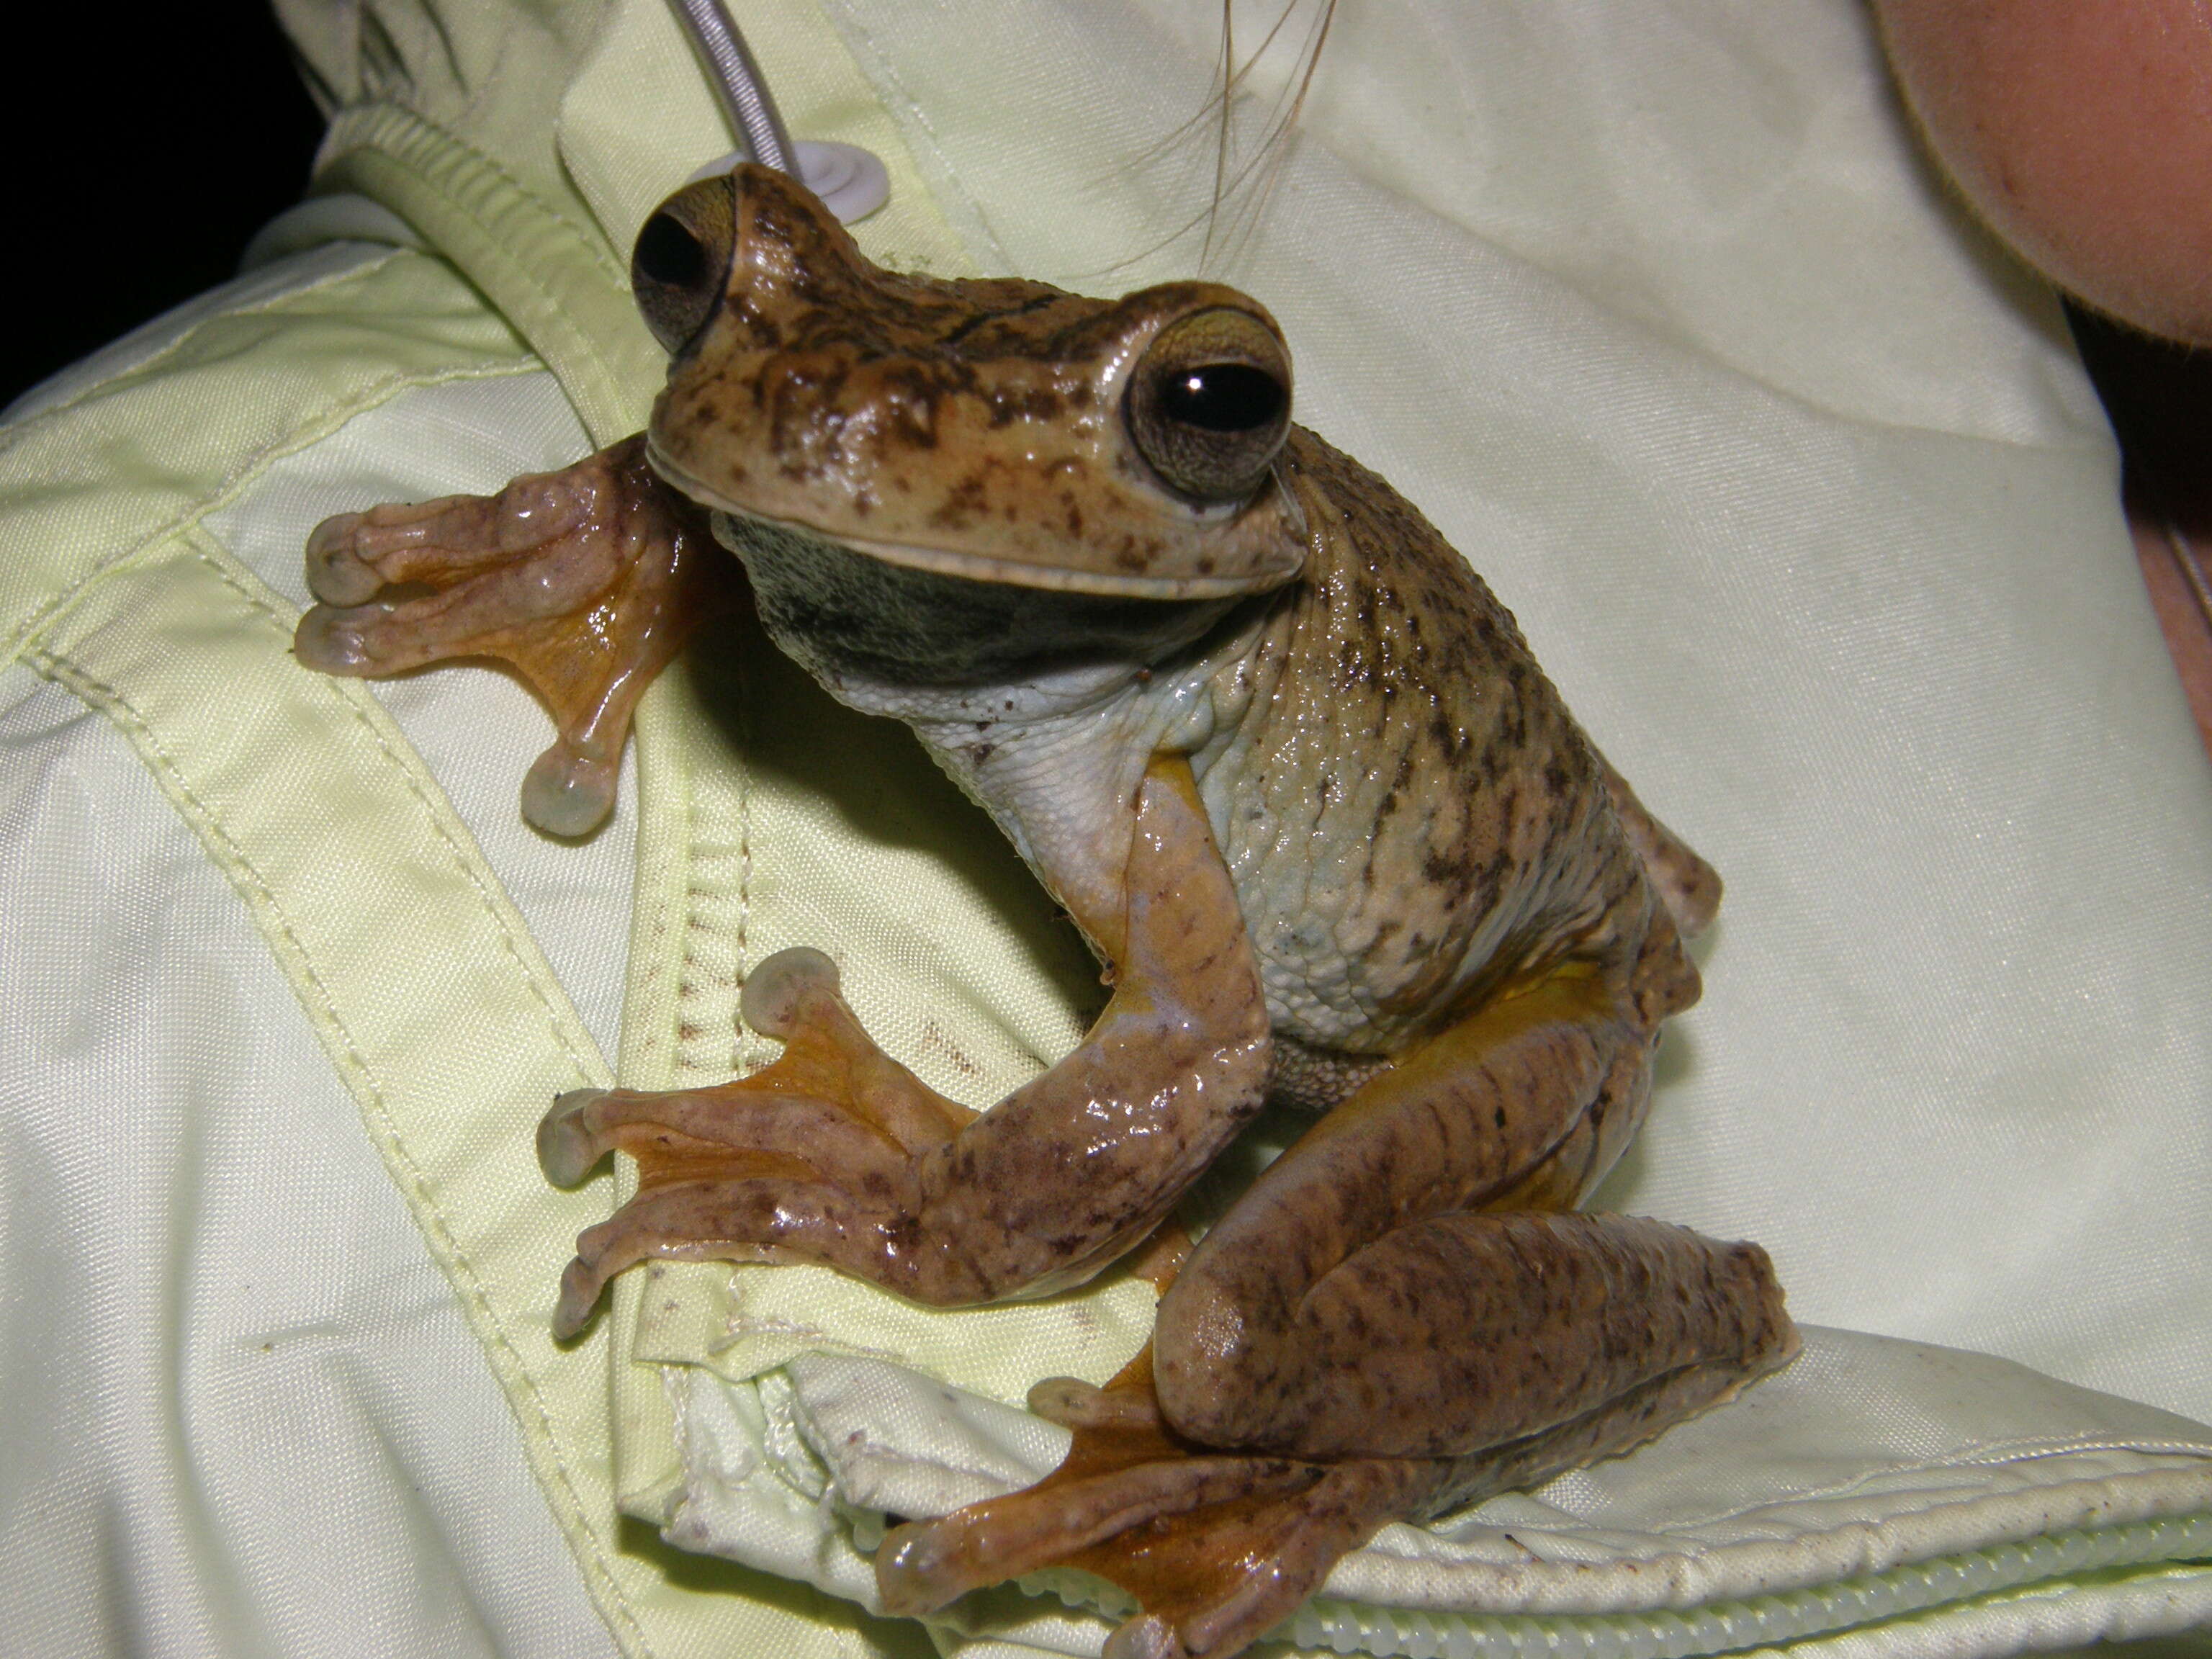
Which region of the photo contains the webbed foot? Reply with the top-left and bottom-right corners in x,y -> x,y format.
876,1350 -> 1447,1659
295,434 -> 734,835
536,757 -> 1272,1336
537,945 -> 977,1335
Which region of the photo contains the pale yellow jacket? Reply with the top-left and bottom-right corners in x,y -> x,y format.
1,3 -> 2208,1656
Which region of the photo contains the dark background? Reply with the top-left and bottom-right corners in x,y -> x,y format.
2,6 -> 325,409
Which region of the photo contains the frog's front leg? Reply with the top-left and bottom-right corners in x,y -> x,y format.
294,435 -> 733,835
539,754 -> 1274,1336
877,968 -> 1797,1659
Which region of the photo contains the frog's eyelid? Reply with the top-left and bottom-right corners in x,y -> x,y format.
1124,310 -> 1295,505
631,176 -> 739,356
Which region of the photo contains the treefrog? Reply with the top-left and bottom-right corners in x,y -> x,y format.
295,165 -> 1795,1659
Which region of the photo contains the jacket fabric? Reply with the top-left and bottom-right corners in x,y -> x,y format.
1,2 -> 2208,1655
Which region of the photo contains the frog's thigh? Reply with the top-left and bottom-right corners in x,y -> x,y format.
1154,980 -> 1793,1462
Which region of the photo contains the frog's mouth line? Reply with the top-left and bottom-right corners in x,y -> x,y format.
647,447 -> 1302,603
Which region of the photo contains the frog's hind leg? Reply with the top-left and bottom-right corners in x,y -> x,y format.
878,968 -> 1796,1659
294,434 -> 735,835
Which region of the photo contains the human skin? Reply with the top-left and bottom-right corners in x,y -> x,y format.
1874,0 -> 2212,347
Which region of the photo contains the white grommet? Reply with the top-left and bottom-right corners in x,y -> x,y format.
683,140 -> 890,225
795,141 -> 891,224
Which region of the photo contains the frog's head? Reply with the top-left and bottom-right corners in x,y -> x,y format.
628,165 -> 1308,606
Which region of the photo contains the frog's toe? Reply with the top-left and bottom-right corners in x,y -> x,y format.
1028,1376 -> 1164,1431
873,1454 -> 1321,1617
292,594 -> 477,679
739,946 -> 842,1038
1101,1614 -> 1181,1659
552,1251 -> 609,1339
522,739 -> 619,838
292,601 -> 381,675
550,1204 -> 651,1337
305,511 -> 384,606
539,1087 -> 611,1187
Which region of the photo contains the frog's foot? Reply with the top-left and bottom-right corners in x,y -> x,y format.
294,433 -> 734,835
877,1353 -> 1448,1659
538,946 -> 979,1334
878,1223 -> 1789,1659
539,758 -> 1274,1336
539,948 -> 974,1186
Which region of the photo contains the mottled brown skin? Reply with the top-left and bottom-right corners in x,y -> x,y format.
647,165 -> 1305,596
1204,434 -> 1711,1069
296,166 -> 1794,1659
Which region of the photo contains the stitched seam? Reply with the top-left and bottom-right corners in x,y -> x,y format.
734,646 -> 756,1069
1354,1492 -> 2212,1588
174,526 -> 607,1080
4,359 -> 539,665
678,716 -> 714,1082
1637,1442 -> 2212,1534
816,0 -> 1010,274
423,184 -> 622,344
1441,1455 -> 2212,1549
0,248 -> 405,449
326,140 -> 633,446
334,103 -> 631,292
27,644 -> 657,1658
1346,1514 -> 2212,1640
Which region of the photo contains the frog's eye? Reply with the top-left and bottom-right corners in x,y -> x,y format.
632,175 -> 737,356
1126,307 -> 1293,505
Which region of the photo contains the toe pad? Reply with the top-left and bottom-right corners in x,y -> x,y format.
539,1088 -> 608,1187
741,947 -> 843,1038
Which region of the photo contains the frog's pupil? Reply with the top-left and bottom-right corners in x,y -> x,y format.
1161,363 -> 1285,433
637,214 -> 708,289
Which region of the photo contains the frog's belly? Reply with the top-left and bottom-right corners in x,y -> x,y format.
1197,712 -> 1627,1059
